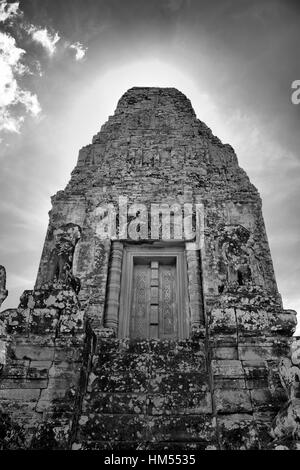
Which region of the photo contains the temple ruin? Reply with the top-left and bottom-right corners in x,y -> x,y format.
0,87 -> 299,450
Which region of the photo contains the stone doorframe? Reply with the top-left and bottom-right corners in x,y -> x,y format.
104,241 -> 204,338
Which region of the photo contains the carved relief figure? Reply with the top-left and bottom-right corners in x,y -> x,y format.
47,223 -> 81,293
278,341 -> 300,400
0,265 -> 8,307
217,225 -> 253,292
271,340 -> 300,442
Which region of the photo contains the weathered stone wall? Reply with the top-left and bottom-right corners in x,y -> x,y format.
75,337 -> 214,450
270,337 -> 300,449
0,266 -> 8,308
0,288 -> 86,449
35,88 -> 282,329
0,88 -> 298,449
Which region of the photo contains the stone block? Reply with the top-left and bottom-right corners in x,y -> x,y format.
236,309 -> 269,336
149,338 -> 205,355
93,368 -> 148,394
150,349 -> 206,373
243,362 -> 269,389
38,384 -> 76,403
211,346 -> 238,360
3,308 -> 30,334
214,389 -> 252,413
53,346 -> 83,362
250,388 -> 287,411
209,308 -> 237,335
0,378 -> 48,389
0,400 -> 40,422
211,359 -> 244,377
269,311 -> 297,336
0,388 -> 40,401
214,377 -> 246,389
77,414 -> 146,442
218,414 -> 259,450
83,393 -> 147,415
148,415 -> 216,443
35,398 -> 75,413
29,308 -> 59,335
59,309 -> 84,335
12,344 -> 55,361
76,440 -> 140,451
238,337 -> 290,361
1,360 -> 30,379
27,361 -> 52,379
149,371 -> 209,394
48,361 -> 81,378
147,392 -> 212,415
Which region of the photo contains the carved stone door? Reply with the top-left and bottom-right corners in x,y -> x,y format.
130,259 -> 177,339
118,245 -> 188,339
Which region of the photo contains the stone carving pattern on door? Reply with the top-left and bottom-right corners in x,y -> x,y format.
130,265 -> 150,339
160,265 -> 176,338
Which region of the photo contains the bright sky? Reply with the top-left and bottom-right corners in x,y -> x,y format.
0,0 -> 299,331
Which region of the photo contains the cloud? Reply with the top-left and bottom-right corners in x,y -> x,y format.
17,89 -> 41,115
0,2 -> 86,139
70,41 -> 87,61
0,110 -> 23,134
0,2 -> 87,139
0,0 -> 20,23
28,26 -> 60,56
0,31 -> 41,134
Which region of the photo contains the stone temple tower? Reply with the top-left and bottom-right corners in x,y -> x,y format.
0,87 -> 299,450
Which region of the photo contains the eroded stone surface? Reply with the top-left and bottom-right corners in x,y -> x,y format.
0,266 -> 8,308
